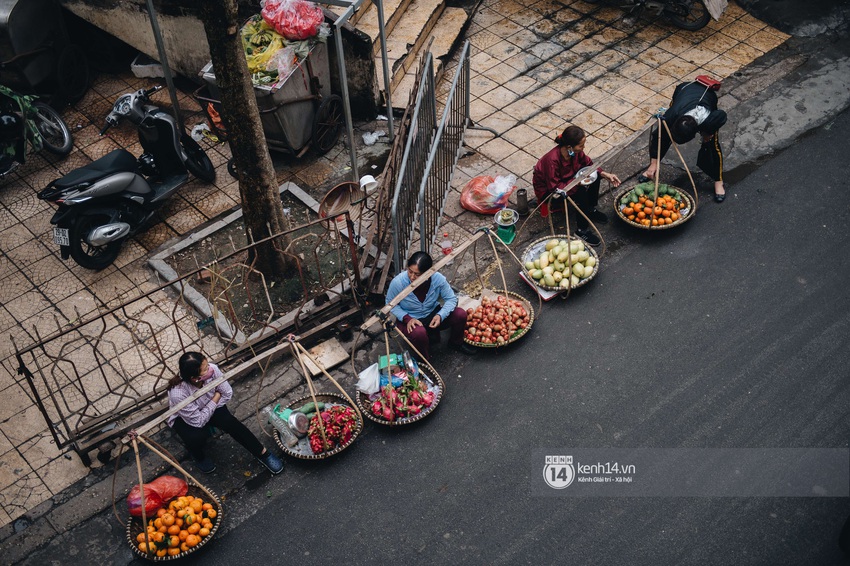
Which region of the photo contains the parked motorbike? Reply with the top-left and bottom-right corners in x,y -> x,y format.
37,85 -> 216,270
583,0 -> 726,31
0,84 -> 73,178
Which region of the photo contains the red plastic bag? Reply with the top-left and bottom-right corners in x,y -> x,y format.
127,484 -> 164,517
126,475 -> 187,517
460,174 -> 516,215
148,475 -> 188,502
262,0 -> 325,40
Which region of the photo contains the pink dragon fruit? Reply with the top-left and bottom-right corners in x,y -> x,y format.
422,391 -> 435,406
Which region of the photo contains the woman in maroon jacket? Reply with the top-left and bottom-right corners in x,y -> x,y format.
532,125 -> 621,246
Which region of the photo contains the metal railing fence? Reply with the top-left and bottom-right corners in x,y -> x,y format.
417,40 -> 471,254
13,214 -> 360,464
390,53 -> 437,271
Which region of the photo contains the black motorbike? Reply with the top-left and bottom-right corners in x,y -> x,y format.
583,0 -> 718,30
37,85 -> 215,270
0,84 -> 73,178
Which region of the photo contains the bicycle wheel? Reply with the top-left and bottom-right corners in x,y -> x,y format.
33,102 -> 73,155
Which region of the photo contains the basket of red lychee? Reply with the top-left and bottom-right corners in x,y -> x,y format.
463,290 -> 534,348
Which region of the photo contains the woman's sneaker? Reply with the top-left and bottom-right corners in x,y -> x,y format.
258,451 -> 284,475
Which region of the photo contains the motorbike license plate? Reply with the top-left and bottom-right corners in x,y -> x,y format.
53,227 -> 70,246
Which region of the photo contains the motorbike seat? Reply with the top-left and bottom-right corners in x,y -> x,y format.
52,149 -> 138,188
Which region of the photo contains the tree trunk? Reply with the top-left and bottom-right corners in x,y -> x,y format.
198,0 -> 290,275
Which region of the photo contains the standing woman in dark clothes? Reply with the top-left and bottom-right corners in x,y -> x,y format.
167,351 -> 284,475
641,80 -> 728,202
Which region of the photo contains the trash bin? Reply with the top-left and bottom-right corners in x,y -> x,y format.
0,0 -> 68,91
200,41 -> 333,154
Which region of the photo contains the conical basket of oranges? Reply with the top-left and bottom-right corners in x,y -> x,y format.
127,483 -> 223,560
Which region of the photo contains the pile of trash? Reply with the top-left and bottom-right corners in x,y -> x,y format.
242,0 -> 330,87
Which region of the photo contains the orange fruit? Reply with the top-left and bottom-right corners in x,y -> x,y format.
162,514 -> 175,527
178,530 -> 189,541
186,534 -> 200,548
168,535 -> 180,548
639,196 -> 646,203
157,549 -> 167,558
651,218 -> 658,226
138,542 -> 152,554
627,214 -> 635,221
181,542 -> 190,552
664,217 -> 673,224
661,210 -> 671,218
167,525 -> 180,536
168,548 -> 181,556
202,503 -> 213,511
156,508 -> 167,518
645,200 -> 654,207
653,206 -> 663,216
188,523 -> 201,535
671,212 -> 679,221
191,500 -> 203,513
637,211 -> 646,220
158,525 -> 167,534
175,518 -> 184,528
205,509 -> 217,520
186,496 -> 195,502
199,527 -> 210,537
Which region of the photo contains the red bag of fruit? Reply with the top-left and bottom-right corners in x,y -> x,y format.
126,475 -> 187,516
126,483 -> 164,517
148,475 -> 188,502
262,0 -> 325,40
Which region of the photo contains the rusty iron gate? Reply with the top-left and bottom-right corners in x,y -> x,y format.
13,214 -> 362,465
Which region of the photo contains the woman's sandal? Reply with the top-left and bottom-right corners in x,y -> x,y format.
714,183 -> 727,203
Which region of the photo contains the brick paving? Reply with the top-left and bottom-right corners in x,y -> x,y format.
0,0 -> 788,528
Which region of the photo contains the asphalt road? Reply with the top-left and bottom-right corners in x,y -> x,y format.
168,104 -> 850,565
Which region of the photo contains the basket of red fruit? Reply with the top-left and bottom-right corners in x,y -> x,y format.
274,393 -> 363,460
463,290 -> 534,348
357,356 -> 444,426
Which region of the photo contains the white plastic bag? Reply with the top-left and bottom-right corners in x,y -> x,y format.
357,363 -> 380,394
486,174 -> 517,197
266,46 -> 297,79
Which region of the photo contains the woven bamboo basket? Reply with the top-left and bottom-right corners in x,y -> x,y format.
614,183 -> 694,230
274,393 -> 363,460
521,235 -> 599,292
463,291 -> 534,348
356,360 -> 445,426
126,483 -> 223,561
